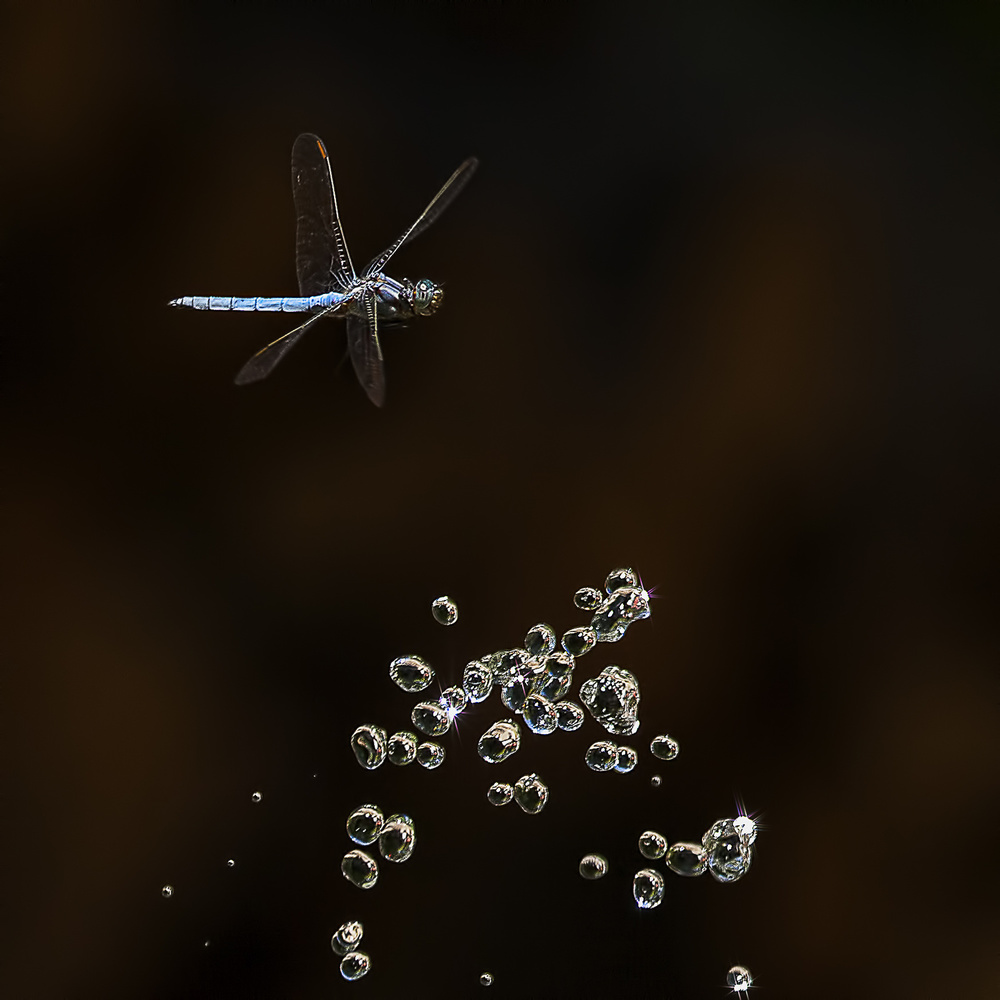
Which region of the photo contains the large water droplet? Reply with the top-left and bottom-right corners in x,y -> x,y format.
615,746 -> 638,772
638,830 -> 667,860
341,850 -> 379,889
573,586 -> 604,611
330,920 -> 364,956
462,660 -> 494,703
605,567 -> 639,593
386,731 -> 418,765
346,804 -> 384,845
389,654 -> 434,693
479,972 -> 494,986
665,842 -> 707,877
633,868 -> 665,909
351,724 -> 387,770
733,815 -> 758,845
416,742 -> 445,769
379,813 -> 416,862
340,951 -> 371,981
493,649 -> 536,686
561,626 -> 596,657
431,595 -> 458,625
580,665 -> 640,735
578,853 -> 609,879
727,965 -> 753,992
590,586 -> 650,643
487,781 -> 513,806
702,818 -> 754,883
650,734 -> 679,760
478,719 -> 522,763
513,773 -> 548,814
500,680 -> 529,714
522,693 -> 558,734
441,686 -> 467,715
411,701 -> 451,737
556,700 -> 585,731
524,623 -> 556,657
585,740 -> 618,772
531,650 -> 574,701
161,884 -> 174,898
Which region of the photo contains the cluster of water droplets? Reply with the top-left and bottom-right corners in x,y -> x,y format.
341,804 -> 416,891
330,920 -> 370,981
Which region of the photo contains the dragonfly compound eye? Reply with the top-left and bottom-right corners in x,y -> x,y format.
413,278 -> 443,316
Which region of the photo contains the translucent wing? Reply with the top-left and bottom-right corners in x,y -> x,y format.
234,309 -> 331,385
346,288 -> 385,407
291,133 -> 356,295
364,157 -> 478,277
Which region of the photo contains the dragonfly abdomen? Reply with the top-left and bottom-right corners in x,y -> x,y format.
168,292 -> 346,313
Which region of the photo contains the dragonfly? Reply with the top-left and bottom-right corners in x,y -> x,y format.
170,134 -> 477,406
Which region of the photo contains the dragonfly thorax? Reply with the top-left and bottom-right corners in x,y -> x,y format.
410,278 -> 443,316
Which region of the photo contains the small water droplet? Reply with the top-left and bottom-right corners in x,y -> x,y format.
650,774 -> 662,788
161,884 -> 174,898
479,972 -> 494,986
573,586 -> 604,611
590,586 -> 650,643
665,842 -> 708,877
733,815 -> 758,845
727,965 -> 753,992
580,665 -> 640,735
579,853 -> 609,879
431,595 -> 458,625
330,920 -> 364,956
341,850 -> 379,889
462,659 -> 494,703
513,773 -> 548,814
605,567 -> 639,593
561,626 -> 596,657
650,734 -> 679,761
379,813 -> 416,862
615,745 -> 638,772
411,701 -> 451,737
441,685 -> 467,714
633,868 -> 665,909
638,830 -> 667,860
522,693 -> 558,734
226,858 -> 235,868
530,650 -> 574,701
500,680 -> 529,714
386,731 -> 418,766
346,804 -> 384,846
250,791 -> 262,803
416,741 -> 445,768
340,950 -> 371,981
555,700 -> 585,731
702,818 -> 754,883
389,654 -> 435,693
487,781 -> 513,806
203,940 -> 210,947
524,623 -> 556,657
585,740 -> 618,772
351,724 -> 387,770
477,719 -> 522,763
492,648 -> 536,686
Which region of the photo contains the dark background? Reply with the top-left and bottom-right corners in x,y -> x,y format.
3,1 -> 998,997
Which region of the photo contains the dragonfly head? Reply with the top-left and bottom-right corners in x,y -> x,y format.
411,278 -> 444,317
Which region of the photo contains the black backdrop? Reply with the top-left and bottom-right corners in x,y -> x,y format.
4,2 -> 998,997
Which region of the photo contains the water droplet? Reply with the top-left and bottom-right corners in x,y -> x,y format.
346,804 -> 384,845
487,781 -> 513,806
650,774 -> 662,788
702,818 -> 754,883
416,741 -> 445,768
341,850 -> 379,889
561,626 -> 596,657
330,920 -> 364,956
340,951 -> 371,981
431,595 -> 458,625
203,940 -> 210,947
650,734 -> 679,760
386,731 -> 418,765
531,650 -> 574,701
493,648 -> 536,686
513,773 -> 549,814
633,868 -> 665,909
590,586 -> 650,643
580,665 -> 640,735
161,884 -> 174,898
578,853 -> 609,879
524,622 -> 556,657
480,972 -> 494,986
462,660 -> 494,703
615,746 -> 638,772
727,965 -> 753,992
226,858 -> 235,868
665,842 -> 708,877
351,724 -> 387,770
389,654 -> 435,693
556,700 -> 585,731
733,815 -> 758,845
638,830 -> 667,860
605,567 -> 639,593
573,586 -> 604,611
411,701 -> 451,737
379,813 -> 416,862
500,680 -> 529,714
522,693 -> 558,734
478,719 -> 522,763
250,791 -> 262,803
441,685 -> 467,715
585,740 -> 618,772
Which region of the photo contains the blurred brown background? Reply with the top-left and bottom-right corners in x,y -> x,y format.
3,1 -> 998,997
